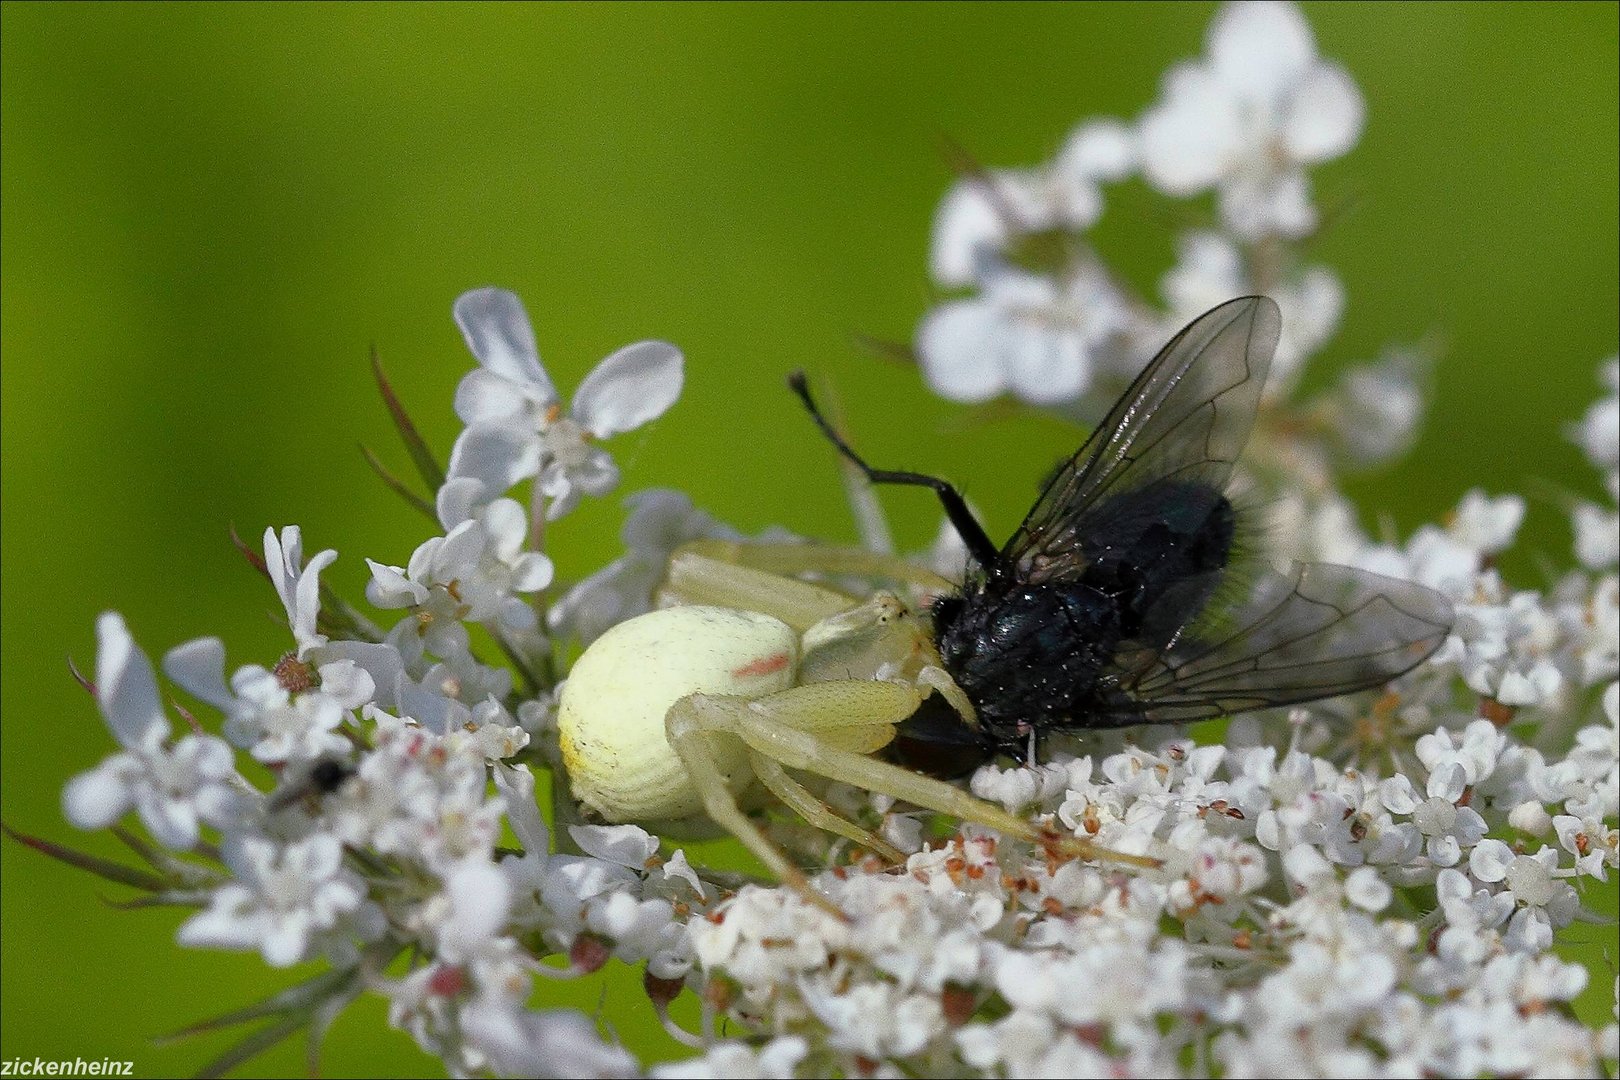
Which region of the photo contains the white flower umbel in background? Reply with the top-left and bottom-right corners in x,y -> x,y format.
27,3 -> 1618,1078
913,0 -> 1382,496
1137,0 -> 1363,241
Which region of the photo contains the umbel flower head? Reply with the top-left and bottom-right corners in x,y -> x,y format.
24,3 -> 1617,1077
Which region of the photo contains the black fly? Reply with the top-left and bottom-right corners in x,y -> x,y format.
790,295 -> 1454,774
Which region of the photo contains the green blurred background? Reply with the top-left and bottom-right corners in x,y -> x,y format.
3,2 -> 1615,1075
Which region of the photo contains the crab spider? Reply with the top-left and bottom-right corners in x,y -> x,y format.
557,540 -> 1158,914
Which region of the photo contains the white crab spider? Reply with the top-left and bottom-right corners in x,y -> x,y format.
557,540 -> 1156,912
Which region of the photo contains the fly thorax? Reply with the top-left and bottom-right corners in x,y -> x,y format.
934,580 -> 1121,732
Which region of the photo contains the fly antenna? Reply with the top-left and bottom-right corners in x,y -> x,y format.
788,371 -> 999,569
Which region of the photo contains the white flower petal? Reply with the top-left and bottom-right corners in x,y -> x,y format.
1005,319 -> 1089,405
95,613 -> 168,748
1208,0 -> 1317,98
452,287 -> 555,400
162,637 -> 235,712
1283,61 -> 1364,163
433,519 -> 486,581
441,858 -> 512,957
1345,866 -> 1392,911
569,823 -> 659,868
497,596 -> 539,632
315,660 -> 375,711
916,299 -> 1009,403
452,369 -> 535,428
481,498 -> 529,563
1219,167 -> 1316,241
435,476 -> 490,531
291,548 -> 336,658
137,790 -> 200,849
1426,762 -> 1468,803
263,526 -> 301,612
364,559 -> 424,609
395,673 -> 470,734
1470,838 -> 1514,882
543,483 -> 587,522
495,763 -> 550,855
660,849 -> 707,899
1138,65 -> 1239,195
318,642 -> 405,711
573,341 -> 685,439
930,180 -> 1007,288
62,762 -> 134,830
510,552 -> 555,593
1058,118 -> 1136,181
447,423 -> 541,494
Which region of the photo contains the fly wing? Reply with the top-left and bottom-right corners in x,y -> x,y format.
1100,562 -> 1455,724
1004,296 -> 1280,583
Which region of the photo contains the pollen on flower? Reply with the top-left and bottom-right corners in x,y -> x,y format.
273,653 -> 317,693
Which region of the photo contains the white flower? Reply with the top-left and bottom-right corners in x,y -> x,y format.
1446,491 -> 1526,557
1159,229 -> 1344,392
1319,347 -> 1427,466
1407,792 -> 1488,867
1468,841 -> 1580,952
324,710 -> 507,868
1138,0 -> 1363,240
178,834 -> 381,967
263,526 -> 337,659
1416,720 -> 1508,794
1433,585 -> 1567,708
652,1036 -> 807,1080
1573,502 -> 1619,570
459,1001 -> 638,1079
447,287 -> 683,519
916,261 -> 1131,405
163,638 -> 370,765
1571,357 -> 1619,498
367,496 -> 554,645
1551,812 -> 1618,880
929,119 -> 1135,288
62,613 -> 245,848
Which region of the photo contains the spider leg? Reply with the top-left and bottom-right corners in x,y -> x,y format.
676,680 -> 1159,874
672,538 -> 957,596
746,750 -> 908,864
664,699 -> 846,919
657,551 -> 857,631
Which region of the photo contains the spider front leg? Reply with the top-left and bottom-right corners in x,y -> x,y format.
665,679 -> 925,916
667,680 -> 1158,903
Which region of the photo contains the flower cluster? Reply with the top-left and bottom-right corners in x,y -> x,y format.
920,0 -> 1381,465
33,3 -> 1616,1078
46,279 -> 720,1074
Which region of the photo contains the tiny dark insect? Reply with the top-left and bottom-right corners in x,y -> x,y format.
791,295 -> 1454,776
266,757 -> 355,811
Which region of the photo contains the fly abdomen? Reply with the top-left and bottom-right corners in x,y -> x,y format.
1076,479 -> 1235,642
